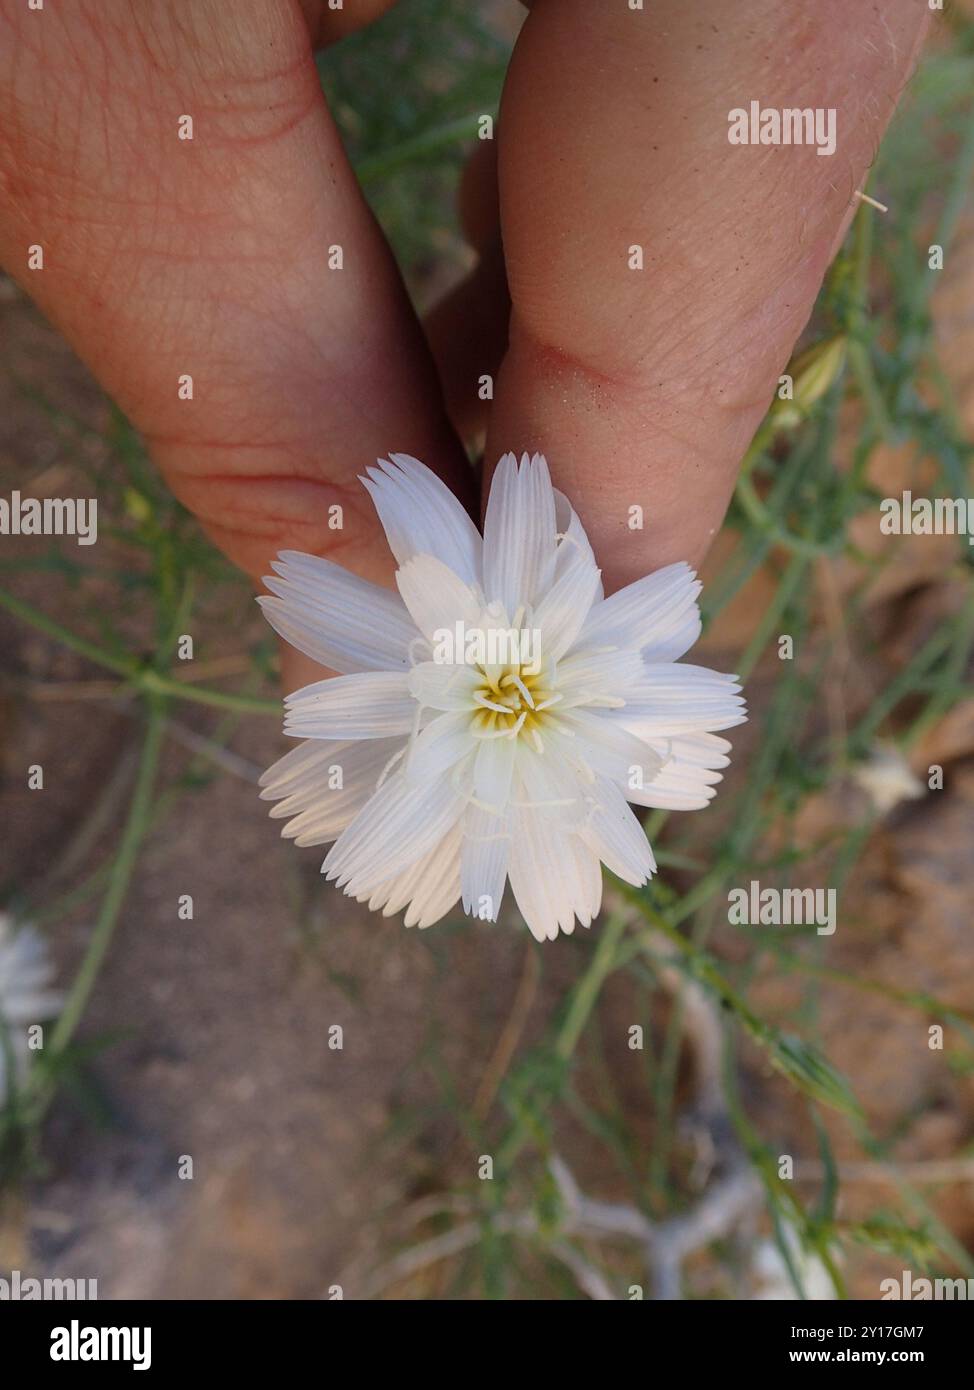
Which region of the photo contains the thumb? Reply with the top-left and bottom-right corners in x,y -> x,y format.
485,0 -> 928,589
0,0 -> 470,591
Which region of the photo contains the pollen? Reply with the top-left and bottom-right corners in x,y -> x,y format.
470,663 -> 561,742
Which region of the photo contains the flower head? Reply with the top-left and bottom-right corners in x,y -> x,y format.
259,453 -> 746,941
0,912 -> 62,1104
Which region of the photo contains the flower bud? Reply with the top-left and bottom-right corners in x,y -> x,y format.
772,335 -> 847,430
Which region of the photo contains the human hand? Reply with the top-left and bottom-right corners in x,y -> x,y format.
0,0 -> 928,685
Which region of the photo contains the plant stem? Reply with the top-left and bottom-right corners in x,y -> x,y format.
0,586 -> 132,677
0,587 -> 280,716
45,699 -> 165,1061
355,112 -> 492,182
554,912 -> 628,1061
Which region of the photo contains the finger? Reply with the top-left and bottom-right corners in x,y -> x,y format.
298,0 -> 399,47
0,0 -> 471,595
485,0 -> 929,589
425,136 -> 509,443
426,237 -> 509,444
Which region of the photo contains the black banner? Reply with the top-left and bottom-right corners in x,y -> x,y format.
0,1298 -> 968,1373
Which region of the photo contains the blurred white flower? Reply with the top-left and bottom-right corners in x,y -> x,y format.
259,453 -> 746,941
852,744 -> 925,817
0,912 -> 63,1104
752,1222 -> 837,1300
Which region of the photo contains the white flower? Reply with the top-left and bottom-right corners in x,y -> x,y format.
751,1221 -> 837,1300
852,744 -> 925,817
0,912 -> 63,1104
258,453 -> 746,941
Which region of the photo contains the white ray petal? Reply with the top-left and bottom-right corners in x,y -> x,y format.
653,731 -> 733,769
580,562 -> 702,661
366,844 -> 436,916
556,648 -> 644,704
361,454 -> 482,587
396,553 -> 483,644
284,672 -> 415,740
514,741 -> 586,827
640,662 -> 742,691
403,713 -> 476,786
626,771 -> 719,811
551,712 -> 664,789
460,806 -> 510,922
323,770 -> 467,897
261,736 -> 406,846
361,821 -> 464,928
579,777 -> 657,886
532,545 -> 603,663
612,665 -> 746,737
408,660 -> 481,711
626,731 -> 733,810
404,822 -> 465,928
259,551 -> 416,674
259,736 -> 344,794
483,452 -> 557,613
508,806 -> 600,941
473,734 -> 518,813
553,490 -> 601,597
580,848 -> 604,924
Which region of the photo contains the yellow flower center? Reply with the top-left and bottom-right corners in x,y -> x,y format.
470,664 -> 558,740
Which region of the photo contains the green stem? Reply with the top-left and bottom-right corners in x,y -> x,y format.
734,475 -> 829,560
0,587 -> 280,716
849,602 -> 969,755
137,669 -> 279,715
846,196 -> 892,441
45,700 -> 166,1062
737,552 -> 810,684
554,912 -> 628,1061
495,913 -> 629,1172
355,112 -> 493,183
0,586 -> 132,677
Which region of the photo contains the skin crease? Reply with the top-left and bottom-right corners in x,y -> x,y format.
0,0 -> 928,693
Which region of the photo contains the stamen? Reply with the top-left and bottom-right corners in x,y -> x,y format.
466,793 -> 508,816
474,692 -> 514,715
472,718 -> 521,741
510,796 -> 578,810
510,673 -> 535,709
